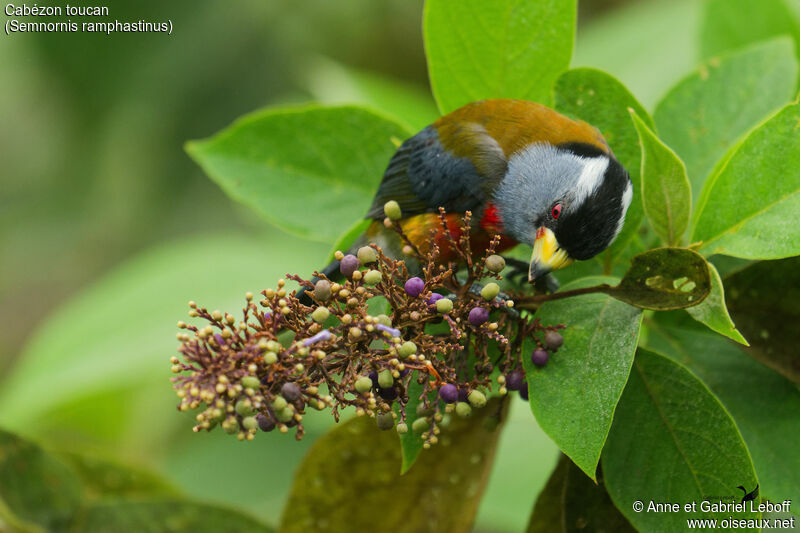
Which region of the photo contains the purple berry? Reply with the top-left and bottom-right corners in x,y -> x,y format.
428,293 -> 444,306
368,371 -> 379,388
458,387 -> 469,403
404,277 -> 425,297
378,386 -> 398,401
505,370 -> 525,391
519,383 -> 529,401
544,331 -> 564,351
399,369 -> 410,377
468,307 -> 489,326
531,349 -> 550,367
439,384 -> 459,403
339,254 -> 359,278
256,414 -> 275,432
281,382 -> 302,402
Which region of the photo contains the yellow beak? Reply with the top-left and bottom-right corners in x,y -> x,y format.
529,227 -> 573,281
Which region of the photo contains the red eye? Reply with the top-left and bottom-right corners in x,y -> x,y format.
552,204 -> 562,219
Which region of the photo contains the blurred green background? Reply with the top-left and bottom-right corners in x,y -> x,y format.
0,0 -> 701,530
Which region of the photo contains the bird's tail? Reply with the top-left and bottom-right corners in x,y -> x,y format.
297,259 -> 341,306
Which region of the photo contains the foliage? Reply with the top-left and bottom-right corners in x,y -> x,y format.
3,0 -> 800,532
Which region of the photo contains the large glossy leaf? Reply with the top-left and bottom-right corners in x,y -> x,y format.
423,0 -> 576,113
699,0 -> 800,60
686,260 -> 748,344
611,247 -> 710,310
553,68 -> 651,262
525,276 -> 642,481
692,101 -> 800,259
58,452 -> 178,501
280,399 -> 507,533
645,313 -> 800,514
526,455 -> 635,533
603,349 -> 759,533
0,428 -> 84,532
724,257 -> 800,382
630,111 -> 692,246
72,500 -> 274,533
186,105 -> 411,242
654,38 -> 798,201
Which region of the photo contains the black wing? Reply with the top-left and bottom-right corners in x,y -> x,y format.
365,125 -> 506,219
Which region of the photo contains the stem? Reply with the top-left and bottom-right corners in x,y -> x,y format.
515,284 -> 612,309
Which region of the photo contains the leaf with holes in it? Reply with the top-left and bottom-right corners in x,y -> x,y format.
602,349 -> 759,533
280,399 -> 507,533
525,276 -> 642,481
686,260 -> 748,344
609,247 -> 711,311
423,0 -> 576,113
554,68 -> 652,263
526,455 -> 635,533
630,110 -> 692,246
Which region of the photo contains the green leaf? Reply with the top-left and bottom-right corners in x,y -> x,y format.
0,428 -> 84,532
692,101 -> 800,259
186,105 -> 411,242
645,313 -> 800,514
525,276 -> 642,480
699,0 -> 800,60
630,110 -> 692,246
724,256 -> 800,382
72,500 -> 273,533
57,452 -> 178,501
394,373 -> 437,474
280,399 -> 507,533
655,38 -> 798,203
526,455 -> 635,533
553,68 -> 652,262
611,247 -> 711,310
686,260 -> 748,344
423,0 -> 576,113
602,349 -> 759,532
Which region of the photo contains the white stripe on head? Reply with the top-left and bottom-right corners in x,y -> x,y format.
573,156 -> 610,205
612,180 -> 634,241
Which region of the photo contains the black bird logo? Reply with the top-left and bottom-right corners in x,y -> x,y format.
737,484 -> 759,503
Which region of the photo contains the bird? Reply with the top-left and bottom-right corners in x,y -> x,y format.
303,98 -> 632,296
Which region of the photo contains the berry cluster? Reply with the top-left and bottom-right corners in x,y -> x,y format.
171,205 -> 564,443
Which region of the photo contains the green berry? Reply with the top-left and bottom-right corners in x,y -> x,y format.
378,369 -> 394,389
485,254 -> 506,273
241,376 -> 260,389
398,341 -> 417,358
264,352 -> 278,365
313,280 -> 331,302
266,340 -> 282,352
376,314 -> 392,327
276,407 -> 294,423
396,422 -> 409,434
355,376 -> 373,394
357,246 -> 378,265
271,396 -> 288,411
436,298 -> 453,314
242,416 -> 259,431
235,400 -> 254,416
223,420 -> 239,434
412,417 -> 430,434
384,200 -> 402,221
363,270 -> 382,286
416,404 -> 434,417
468,390 -> 487,408
481,283 -> 500,301
455,402 -> 472,417
376,412 -> 395,430
311,307 -> 330,323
